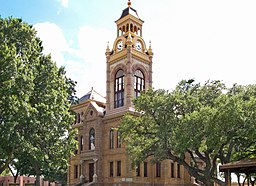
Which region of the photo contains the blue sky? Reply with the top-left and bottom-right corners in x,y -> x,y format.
1,0 -> 256,98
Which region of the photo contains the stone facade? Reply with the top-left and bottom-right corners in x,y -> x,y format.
68,2 -> 194,186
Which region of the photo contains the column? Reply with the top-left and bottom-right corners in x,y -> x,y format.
93,158 -> 98,182
80,160 -> 85,183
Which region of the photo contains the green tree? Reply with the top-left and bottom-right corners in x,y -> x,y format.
120,80 -> 256,186
0,17 -> 77,185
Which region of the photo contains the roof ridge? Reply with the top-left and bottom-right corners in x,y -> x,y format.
91,89 -> 105,99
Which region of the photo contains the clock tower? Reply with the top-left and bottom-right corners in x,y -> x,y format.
105,0 -> 153,115
68,1 -> 192,185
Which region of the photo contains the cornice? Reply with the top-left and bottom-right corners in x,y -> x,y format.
132,50 -> 151,64
115,14 -> 144,26
108,51 -> 127,64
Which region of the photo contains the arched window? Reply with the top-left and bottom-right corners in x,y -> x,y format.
114,70 -> 124,108
89,128 -> 95,150
126,24 -> 129,32
138,28 -> 141,36
130,23 -> 133,32
80,135 -> 84,152
122,25 -> 125,34
109,129 -> 114,149
134,26 -> 138,34
134,70 -> 145,98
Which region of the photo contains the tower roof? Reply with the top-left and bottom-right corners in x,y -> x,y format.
79,88 -> 106,104
119,6 -> 140,20
117,0 -> 141,21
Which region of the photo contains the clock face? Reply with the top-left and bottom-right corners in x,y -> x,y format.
117,41 -> 123,51
136,41 -> 142,51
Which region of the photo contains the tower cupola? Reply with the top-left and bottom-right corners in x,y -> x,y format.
115,0 -> 144,37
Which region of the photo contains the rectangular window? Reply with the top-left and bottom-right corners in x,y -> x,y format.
136,162 -> 140,177
74,137 -> 78,154
110,130 -> 114,149
117,161 -> 121,176
156,162 -> 161,177
80,136 -> 83,152
177,163 -> 181,178
110,162 -> 114,177
74,165 -> 78,179
117,130 -> 121,148
144,162 -> 148,177
171,162 -> 175,178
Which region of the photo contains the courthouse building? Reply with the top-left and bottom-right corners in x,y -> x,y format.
68,1 -> 194,185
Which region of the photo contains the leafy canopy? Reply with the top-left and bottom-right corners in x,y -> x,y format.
0,17 -> 77,184
120,80 -> 256,186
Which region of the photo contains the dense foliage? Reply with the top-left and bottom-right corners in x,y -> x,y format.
120,80 -> 256,186
0,17 -> 77,185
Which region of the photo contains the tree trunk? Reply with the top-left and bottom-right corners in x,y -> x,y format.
34,165 -> 41,186
224,171 -> 231,186
236,173 -> 241,186
0,152 -> 13,174
14,175 -> 18,183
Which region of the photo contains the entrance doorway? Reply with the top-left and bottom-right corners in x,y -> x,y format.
89,163 -> 94,182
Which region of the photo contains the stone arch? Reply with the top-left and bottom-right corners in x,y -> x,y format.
135,37 -> 146,51
130,23 -> 133,32
110,63 -> 127,81
126,23 -> 129,32
132,64 -> 149,82
134,25 -> 138,34
122,25 -> 125,33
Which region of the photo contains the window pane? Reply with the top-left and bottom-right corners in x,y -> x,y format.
80,136 -> 83,152
114,70 -> 125,108
89,128 -> 95,150
110,162 -> 114,177
117,161 -> 121,176
136,162 -> 140,177
156,162 -> 161,177
117,130 -> 121,148
116,70 -> 124,78
74,165 -> 78,179
171,162 -> 175,178
144,162 -> 148,177
177,163 -> 181,178
134,70 -> 145,98
110,130 -> 114,149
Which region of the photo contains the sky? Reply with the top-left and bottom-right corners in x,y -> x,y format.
1,0 -> 256,98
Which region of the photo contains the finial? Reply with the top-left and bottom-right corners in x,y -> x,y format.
107,41 -> 109,49
128,0 -> 131,7
147,40 -> 153,56
105,41 -> 111,57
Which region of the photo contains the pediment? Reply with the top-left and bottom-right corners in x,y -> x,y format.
84,101 -> 105,121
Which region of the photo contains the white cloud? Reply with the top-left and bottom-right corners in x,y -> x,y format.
34,22 -> 114,97
74,25 -> 114,96
34,22 -> 69,66
59,0 -> 69,8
